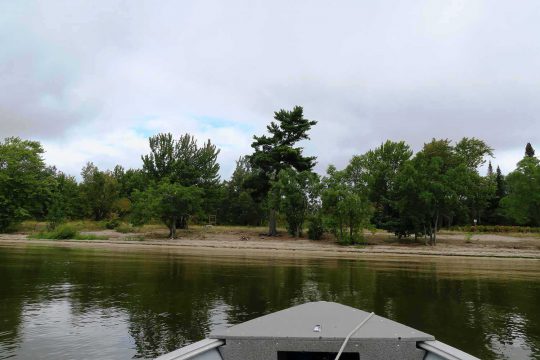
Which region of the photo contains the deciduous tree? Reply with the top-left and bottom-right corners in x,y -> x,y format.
0,137 -> 53,231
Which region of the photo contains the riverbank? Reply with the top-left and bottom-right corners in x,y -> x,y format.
1,225 -> 540,260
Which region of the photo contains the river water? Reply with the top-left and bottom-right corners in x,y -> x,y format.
0,245 -> 539,359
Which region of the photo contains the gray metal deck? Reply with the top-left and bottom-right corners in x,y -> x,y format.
211,301 -> 433,342
211,301 -> 433,360
157,301 -> 479,360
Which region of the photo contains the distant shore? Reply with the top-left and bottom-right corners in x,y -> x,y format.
1,225 -> 540,260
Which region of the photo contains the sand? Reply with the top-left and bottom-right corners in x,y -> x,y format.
1,228 -> 539,260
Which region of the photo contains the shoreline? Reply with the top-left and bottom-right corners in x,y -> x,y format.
1,234 -> 540,261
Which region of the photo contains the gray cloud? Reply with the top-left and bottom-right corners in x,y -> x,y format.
1,0 -> 539,176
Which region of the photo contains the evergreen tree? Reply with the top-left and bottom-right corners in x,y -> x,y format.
487,161 -> 493,176
220,157 -> 262,225
248,106 -> 317,236
142,133 -> 220,187
525,142 -> 535,157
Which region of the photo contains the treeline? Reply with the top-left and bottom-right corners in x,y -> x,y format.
1,106 -> 539,244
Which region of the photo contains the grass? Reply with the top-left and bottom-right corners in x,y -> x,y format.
28,224 -> 108,240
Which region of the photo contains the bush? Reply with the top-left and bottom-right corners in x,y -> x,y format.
50,225 -> 78,239
29,224 -> 77,239
307,216 -> 324,240
29,225 -> 109,240
105,217 -> 120,229
336,232 -> 364,246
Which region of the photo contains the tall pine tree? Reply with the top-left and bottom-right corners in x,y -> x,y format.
248,106 -> 317,236
525,142 -> 535,157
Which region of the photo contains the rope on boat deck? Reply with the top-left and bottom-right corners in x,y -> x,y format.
334,312 -> 375,360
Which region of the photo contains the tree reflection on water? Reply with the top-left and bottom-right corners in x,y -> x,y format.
0,247 -> 538,359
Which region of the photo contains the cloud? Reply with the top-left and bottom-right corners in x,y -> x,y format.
1,0 -> 539,178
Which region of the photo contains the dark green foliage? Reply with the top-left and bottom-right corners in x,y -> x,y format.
501,156 -> 540,226
321,166 -> 372,244
80,163 -> 119,221
0,137 -> 53,231
131,182 -> 203,238
248,106 -> 317,235
345,140 -> 412,230
525,142 -> 535,157
393,138 -> 493,244
29,224 -> 109,240
271,169 -> 320,237
484,165 -> 507,225
307,215 -> 324,240
46,171 -> 83,228
112,166 -> 147,199
4,127 -> 539,245
141,133 -> 221,223
142,133 -> 220,187
219,157 -> 263,225
30,224 -> 77,239
48,224 -> 77,239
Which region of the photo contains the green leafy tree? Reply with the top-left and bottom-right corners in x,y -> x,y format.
501,156 -> 540,226
345,140 -> 412,230
0,137 -> 53,231
248,106 -> 317,235
321,166 -> 372,244
80,163 -> 119,220
131,182 -> 203,238
394,138 -> 492,244
271,169 -> 320,237
141,133 -> 221,224
112,165 -> 147,199
46,171 -> 83,228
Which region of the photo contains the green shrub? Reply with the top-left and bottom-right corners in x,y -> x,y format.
105,218 -> 120,229
50,225 -> 78,239
29,224 -> 77,240
28,224 -> 108,240
307,216 -> 324,240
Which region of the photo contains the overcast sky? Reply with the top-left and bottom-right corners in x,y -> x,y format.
1,0 -> 539,179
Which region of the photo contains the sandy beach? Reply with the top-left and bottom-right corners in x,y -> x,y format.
1,227 -> 540,260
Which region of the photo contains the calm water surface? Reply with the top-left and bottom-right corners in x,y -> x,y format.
0,245 -> 539,359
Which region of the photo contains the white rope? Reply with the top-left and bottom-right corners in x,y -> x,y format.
334,312 -> 374,360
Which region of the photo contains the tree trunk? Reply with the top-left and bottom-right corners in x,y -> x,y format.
170,216 -> 177,239
349,216 -> 353,243
268,209 -> 277,236
433,211 -> 439,246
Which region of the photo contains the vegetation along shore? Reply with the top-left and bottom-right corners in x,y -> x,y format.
1,106 -> 539,259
